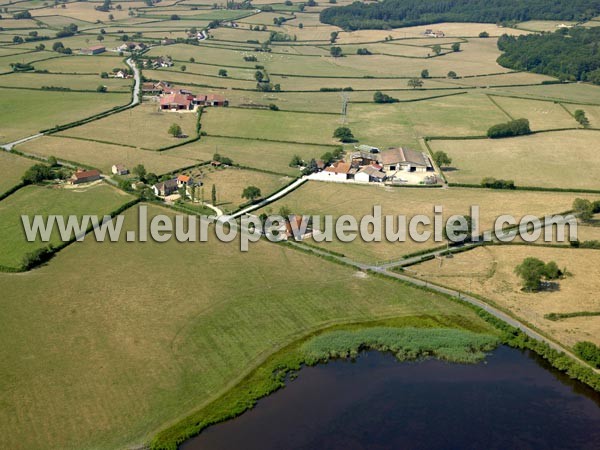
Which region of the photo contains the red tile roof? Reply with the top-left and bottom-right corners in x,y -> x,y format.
73,169 -> 100,180
160,93 -> 193,108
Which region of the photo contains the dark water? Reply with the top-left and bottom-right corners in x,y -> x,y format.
182,346 -> 600,450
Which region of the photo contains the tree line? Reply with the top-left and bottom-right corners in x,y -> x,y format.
497,27 -> 600,84
319,0 -> 600,31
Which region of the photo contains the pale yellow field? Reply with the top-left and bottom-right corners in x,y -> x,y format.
259,182 -> 598,263
411,245 -> 600,348
58,104 -> 199,150
430,130 -> 600,190
564,104 -> 600,128
491,96 -> 579,130
18,136 -> 197,175
31,2 -> 147,22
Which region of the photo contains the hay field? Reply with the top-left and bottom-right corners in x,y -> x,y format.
0,183 -> 134,268
58,104 -> 199,149
563,104 -> 600,128
492,83 -> 600,104
0,203 -> 494,449
0,88 -> 130,145
258,182 -> 597,263
490,96 -> 579,130
18,136 -> 197,174
430,130 -> 600,190
411,245 -> 600,348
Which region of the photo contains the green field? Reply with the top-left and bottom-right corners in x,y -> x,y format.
18,136 -> 197,174
0,204 -> 496,450
58,104 -> 199,150
0,183 -> 133,268
490,95 -> 579,131
0,151 -> 34,195
430,130 -> 600,190
0,88 -> 131,144
0,72 -> 133,92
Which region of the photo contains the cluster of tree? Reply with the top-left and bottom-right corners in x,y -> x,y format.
319,87 -> 353,92
13,10 -> 32,19
168,123 -> 182,137
319,0 -> 600,31
9,62 -> 34,72
330,31 -> 339,43
373,91 -> 398,103
273,16 -> 290,26
243,55 -> 257,62
257,82 -> 281,92
330,46 -> 343,57
270,31 -> 295,42
574,109 -> 590,127
432,151 -> 452,169
218,68 -> 228,76
480,177 -> 516,189
407,78 -> 423,89
55,24 -> 78,38
52,41 -> 72,54
22,245 -> 54,271
22,164 -> 54,184
574,341 -> 600,368
514,257 -> 565,292
242,185 -> 262,202
333,126 -> 354,143
572,198 -> 600,221
95,0 -> 112,12
487,118 -> 531,138
447,70 -> 458,79
320,147 -> 345,165
356,48 -> 372,55
249,25 -> 268,31
497,27 -> 600,84
213,153 -> 233,165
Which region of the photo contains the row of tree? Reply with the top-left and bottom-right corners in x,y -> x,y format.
487,118 -> 531,138
319,0 -> 600,30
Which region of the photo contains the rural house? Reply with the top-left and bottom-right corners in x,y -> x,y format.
378,147 -> 433,176
70,169 -> 101,185
111,164 -> 129,175
355,165 -> 386,183
319,161 -> 352,181
160,93 -> 195,110
80,45 -> 105,55
176,174 -> 193,188
152,179 -> 179,197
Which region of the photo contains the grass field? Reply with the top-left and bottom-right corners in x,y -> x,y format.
0,88 -> 131,144
258,182 -> 598,263
0,72 -> 133,92
0,183 -> 133,268
0,203 -> 495,450
18,136 -> 197,174
167,135 -> 326,175
189,166 -> 292,212
490,96 -> 579,130
411,245 -> 600,348
0,151 -> 33,195
201,107 -> 343,145
430,130 -> 600,190
58,104 -> 199,150
563,104 -> 600,128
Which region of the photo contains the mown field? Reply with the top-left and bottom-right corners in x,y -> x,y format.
0,183 -> 133,268
411,245 -> 600,348
0,88 -> 130,144
18,136 -> 197,174
0,204 -> 496,450
259,182 -> 598,263
58,104 -> 199,150
431,130 -> 600,190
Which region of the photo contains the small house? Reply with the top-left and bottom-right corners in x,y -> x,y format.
322,161 -> 351,181
70,169 -> 101,185
111,164 -> 129,176
177,174 -> 193,188
152,179 -> 178,197
355,165 -> 386,183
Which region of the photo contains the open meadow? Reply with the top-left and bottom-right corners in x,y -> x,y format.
0,204 -> 495,450
18,136 -> 198,174
410,245 -> 600,348
258,182 -> 598,264
0,151 -> 33,195
430,130 -> 600,190
0,183 -> 133,268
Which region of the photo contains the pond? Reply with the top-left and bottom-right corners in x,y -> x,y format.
182,346 -> 600,450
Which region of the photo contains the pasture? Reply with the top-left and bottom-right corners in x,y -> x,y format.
18,136 -> 197,174
0,88 -> 131,145
411,245 -> 600,348
0,183 -> 133,268
258,182 -> 598,263
0,151 -> 34,195
430,130 -> 600,190
490,96 -> 578,130
0,203 -> 494,449
58,104 -> 199,150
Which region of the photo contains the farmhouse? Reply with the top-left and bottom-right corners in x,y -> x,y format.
378,147 -> 433,176
424,29 -> 445,38
351,150 -> 379,167
111,164 -> 129,175
70,169 -> 101,185
152,179 -> 178,197
355,165 -> 386,183
159,89 -> 229,111
160,93 -> 195,111
117,42 -> 147,52
142,81 -> 170,95
314,161 -> 352,181
176,174 -> 193,188
80,45 -> 105,55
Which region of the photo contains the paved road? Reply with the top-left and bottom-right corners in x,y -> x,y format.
1,58 -> 141,153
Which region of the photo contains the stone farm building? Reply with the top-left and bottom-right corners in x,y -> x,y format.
159,88 -> 229,111
152,179 -> 179,197
378,147 -> 433,176
80,45 -> 105,55
111,164 -> 129,175
70,169 -> 101,185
